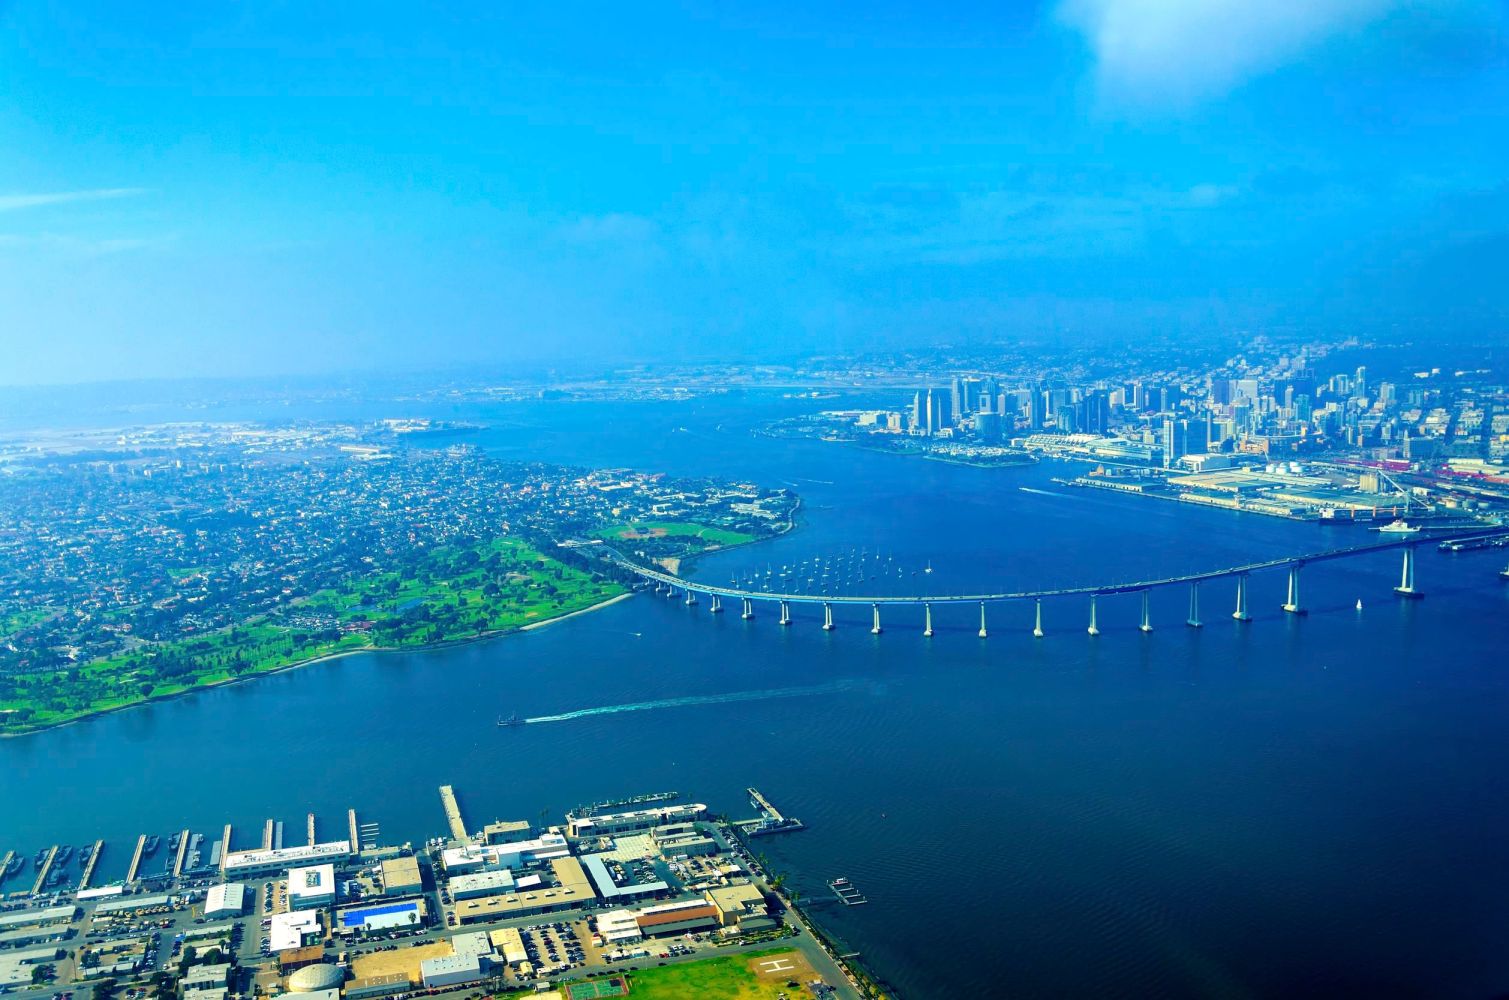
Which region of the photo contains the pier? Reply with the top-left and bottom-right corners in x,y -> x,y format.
829,877 -> 868,906
0,850 -> 13,887
440,785 -> 469,840
220,825 -> 233,873
746,787 -> 805,836
172,828 -> 190,879
78,839 -> 104,890
32,845 -> 57,895
125,835 -> 146,884
263,819 -> 274,850
307,812 -> 317,847
348,809 -> 360,851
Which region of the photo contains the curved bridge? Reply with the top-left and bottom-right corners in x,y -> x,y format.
600,528 -> 1508,635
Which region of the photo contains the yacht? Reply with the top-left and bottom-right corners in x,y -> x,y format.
1375,519 -> 1419,535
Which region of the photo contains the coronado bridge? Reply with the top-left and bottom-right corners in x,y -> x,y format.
600,529 -> 1509,637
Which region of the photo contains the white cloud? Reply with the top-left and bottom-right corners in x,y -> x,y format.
0,188 -> 147,212
1060,0 -> 1400,104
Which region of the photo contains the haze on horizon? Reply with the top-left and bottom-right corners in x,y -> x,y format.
1,1 -> 1507,387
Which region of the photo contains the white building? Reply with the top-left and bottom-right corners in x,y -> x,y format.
595,910 -> 642,943
288,864 -> 336,910
419,954 -> 489,988
204,883 -> 246,919
221,841 -> 352,879
440,833 -> 570,874
269,910 -> 322,952
449,869 -> 515,900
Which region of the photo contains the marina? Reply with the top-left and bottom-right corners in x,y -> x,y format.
829,877 -> 868,906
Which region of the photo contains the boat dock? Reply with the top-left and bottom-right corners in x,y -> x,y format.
348,809 -> 360,850
829,877 -> 868,906
745,787 -> 805,836
440,785 -> 468,840
32,846 -> 57,895
220,825 -> 233,871
307,813 -> 317,846
78,840 -> 104,890
171,828 -> 190,879
0,851 -> 13,887
125,835 -> 146,883
262,819 -> 275,850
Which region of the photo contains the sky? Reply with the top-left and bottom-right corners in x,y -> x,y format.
1,1 -> 1507,385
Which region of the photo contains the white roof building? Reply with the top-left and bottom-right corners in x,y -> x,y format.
596,909 -> 642,943
440,833 -> 569,873
205,883 -> 246,918
269,910 -> 322,952
288,864 -> 336,909
222,841 -> 351,878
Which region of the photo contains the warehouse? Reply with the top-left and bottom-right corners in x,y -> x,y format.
0,906 -> 77,931
337,898 -> 428,935
380,856 -> 423,897
204,883 -> 246,918
452,858 -> 592,925
449,869 -> 516,900
634,900 -> 719,937
94,895 -> 168,916
487,927 -> 528,966
581,854 -> 668,902
419,954 -> 489,988
269,910 -> 322,952
595,910 -> 642,944
345,973 -> 408,1000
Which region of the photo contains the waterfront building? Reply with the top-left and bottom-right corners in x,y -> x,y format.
222,841 -> 352,879
581,853 -> 670,902
440,832 -> 569,873
566,802 -> 706,838
288,864 -> 336,909
703,883 -> 771,929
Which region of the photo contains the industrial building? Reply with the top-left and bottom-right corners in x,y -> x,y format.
440,833 -> 569,874
452,858 -> 593,924
221,841 -> 352,879
288,864 -> 337,909
488,927 -> 528,966
268,910 -> 323,952
634,899 -> 720,937
204,882 -> 246,918
595,910 -> 643,943
449,868 -> 518,900
650,823 -> 717,858
335,899 -> 428,935
703,884 -> 775,932
419,954 -> 490,988
380,856 -> 423,897
345,973 -> 409,1000
482,819 -> 532,844
566,803 -> 707,838
0,906 -> 77,932
581,853 -> 669,902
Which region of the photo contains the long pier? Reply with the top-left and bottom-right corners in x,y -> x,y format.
748,788 -> 785,822
440,785 -> 468,841
0,850 -> 13,887
172,828 -> 190,879
263,819 -> 275,850
348,809 -> 360,851
606,529 -> 1505,635
125,835 -> 147,884
32,846 -> 57,895
307,813 -> 317,847
78,840 -> 104,890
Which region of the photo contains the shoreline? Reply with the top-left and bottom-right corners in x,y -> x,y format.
2,590 -> 637,741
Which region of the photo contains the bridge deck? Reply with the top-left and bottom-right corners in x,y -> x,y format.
606,530 -> 1505,605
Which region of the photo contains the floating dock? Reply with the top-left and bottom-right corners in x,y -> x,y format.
0,850 -> 13,887
746,787 -> 805,836
32,846 -> 57,895
125,836 -> 146,884
78,839 -> 104,890
172,828 -> 190,879
440,785 -> 468,840
829,877 -> 868,906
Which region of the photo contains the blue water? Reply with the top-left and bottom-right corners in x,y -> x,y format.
4,393 -> 1509,998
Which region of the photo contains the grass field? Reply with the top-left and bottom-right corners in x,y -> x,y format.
0,536 -> 623,735
553,949 -> 813,1000
595,521 -> 757,548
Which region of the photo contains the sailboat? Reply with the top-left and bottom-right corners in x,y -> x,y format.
1355,599 -> 1363,610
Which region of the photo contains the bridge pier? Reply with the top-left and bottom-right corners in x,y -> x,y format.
1088,594 -> 1100,636
1187,581 -> 1202,628
1233,573 -> 1251,622
685,590 -> 698,607
741,597 -> 755,620
1139,590 -> 1153,633
977,601 -> 987,639
923,602 -> 933,637
1033,598 -> 1044,638
1282,564 -> 1304,615
710,594 -> 723,614
666,586 -> 677,600
871,604 -> 882,635
1395,546 -> 1423,598
822,602 -> 834,631
779,600 -> 792,626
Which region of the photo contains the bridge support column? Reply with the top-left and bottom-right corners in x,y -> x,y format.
1187,581 -> 1202,628
1033,598 -> 1044,638
779,600 -> 791,626
685,590 -> 698,607
741,597 -> 754,620
1233,574 -> 1251,622
978,601 -> 988,639
1088,595 -> 1100,636
923,602 -> 933,638
822,602 -> 834,631
1395,546 -> 1423,597
871,604 -> 882,635
1139,590 -> 1153,633
1282,564 -> 1304,614
710,594 -> 722,614
666,586 -> 677,600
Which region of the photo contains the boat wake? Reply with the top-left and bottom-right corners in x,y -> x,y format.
524,680 -> 862,725
1018,487 -> 1069,498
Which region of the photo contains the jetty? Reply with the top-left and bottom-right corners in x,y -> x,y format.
78,839 -> 104,890
262,819 -> 274,850
220,825 -> 233,872
745,787 -> 805,836
32,846 -> 57,895
829,877 -> 868,906
347,809 -> 360,851
125,835 -> 147,884
171,828 -> 190,878
440,785 -> 468,840
0,850 -> 13,887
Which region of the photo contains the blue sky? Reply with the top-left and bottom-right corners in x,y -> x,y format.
1,1 -> 1506,384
